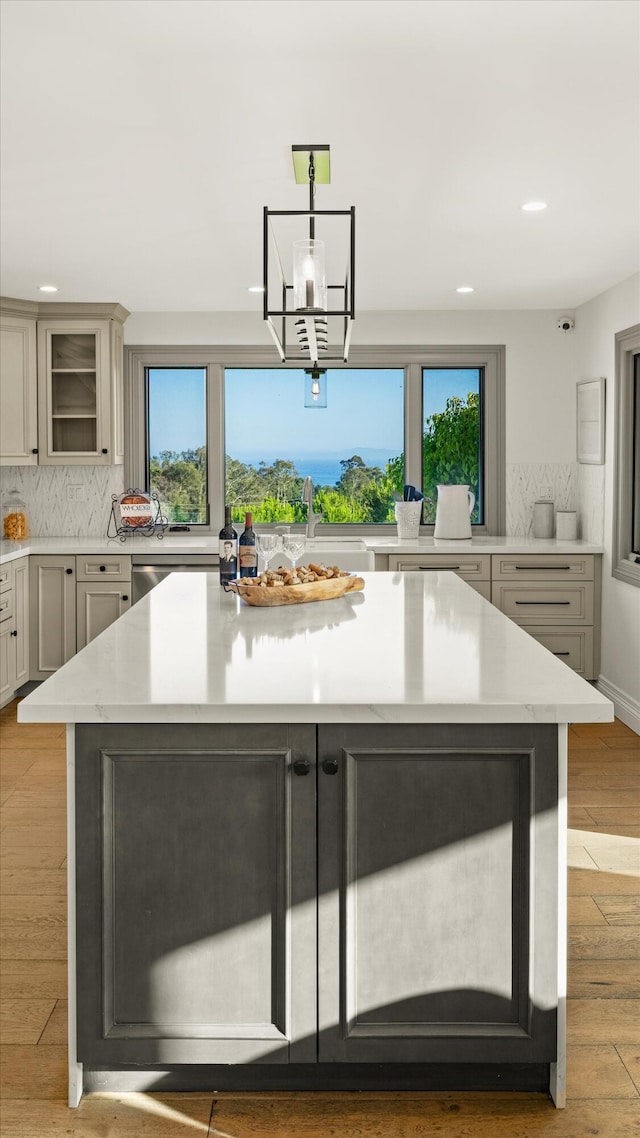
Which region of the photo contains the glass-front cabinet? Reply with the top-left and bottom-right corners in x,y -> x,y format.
35,306 -> 128,466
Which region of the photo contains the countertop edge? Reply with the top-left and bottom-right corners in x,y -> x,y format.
1,536 -> 606,565
18,700 -> 615,725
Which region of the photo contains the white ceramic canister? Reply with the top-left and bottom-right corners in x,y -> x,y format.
532,500 -> 554,539
555,510 -> 578,540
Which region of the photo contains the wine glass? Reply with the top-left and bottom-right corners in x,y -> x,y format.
255,532 -> 280,574
282,534 -> 306,572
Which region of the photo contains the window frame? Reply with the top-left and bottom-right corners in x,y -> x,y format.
612,323 -> 640,588
125,344 -> 505,535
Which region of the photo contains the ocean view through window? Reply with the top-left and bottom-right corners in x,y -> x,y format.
224,368 -> 405,524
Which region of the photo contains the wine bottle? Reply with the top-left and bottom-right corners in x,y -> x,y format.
239,511 -> 258,578
218,505 -> 238,586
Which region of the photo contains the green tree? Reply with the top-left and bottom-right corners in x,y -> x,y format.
422,393 -> 480,523
150,447 -> 207,523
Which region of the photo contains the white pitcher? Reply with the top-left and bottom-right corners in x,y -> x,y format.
434,484 -> 475,539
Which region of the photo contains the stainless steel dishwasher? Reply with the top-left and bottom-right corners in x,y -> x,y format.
131,555 -> 219,604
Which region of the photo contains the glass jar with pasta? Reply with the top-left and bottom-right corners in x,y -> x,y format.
2,489 -> 29,542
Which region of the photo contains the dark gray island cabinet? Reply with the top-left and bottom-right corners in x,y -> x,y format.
75,719 -> 558,1089
17,570 -> 614,1105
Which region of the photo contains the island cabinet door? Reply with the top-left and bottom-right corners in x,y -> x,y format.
317,723 -> 559,1066
75,722 -> 317,1067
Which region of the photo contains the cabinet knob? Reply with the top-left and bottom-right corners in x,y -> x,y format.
66,568 -> 73,575
292,759 -> 310,776
322,758 -> 339,776
122,595 -> 128,601
99,565 -> 106,572
10,629 -> 17,637
101,448 -> 108,454
31,448 -> 38,454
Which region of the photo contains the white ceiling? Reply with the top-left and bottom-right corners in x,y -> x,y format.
1,0 -> 638,314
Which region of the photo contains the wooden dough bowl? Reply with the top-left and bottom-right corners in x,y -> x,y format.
229,575 -> 365,607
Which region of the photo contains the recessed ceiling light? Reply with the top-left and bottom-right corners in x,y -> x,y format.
39,284 -> 58,292
248,285 -> 264,293
456,286 -> 474,294
521,201 -> 548,212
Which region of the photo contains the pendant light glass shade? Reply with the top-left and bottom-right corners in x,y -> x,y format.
304,369 -> 327,408
293,239 -> 327,311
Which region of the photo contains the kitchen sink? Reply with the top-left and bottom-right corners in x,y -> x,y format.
282,538 -> 374,572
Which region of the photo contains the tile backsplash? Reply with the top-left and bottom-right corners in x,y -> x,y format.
506,462 -> 604,543
1,461 -> 606,544
1,466 -> 125,537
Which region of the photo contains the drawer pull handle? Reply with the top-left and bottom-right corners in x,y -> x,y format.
99,565 -> 106,572
514,565 -> 572,571
553,651 -> 571,657
420,565 -> 461,571
515,600 -> 571,605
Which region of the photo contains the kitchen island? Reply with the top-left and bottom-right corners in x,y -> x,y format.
17,570 -> 613,1107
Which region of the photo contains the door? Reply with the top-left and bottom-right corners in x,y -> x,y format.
13,557 -> 29,687
76,582 -> 130,650
37,322 -> 111,464
0,617 -> 16,705
30,556 -> 76,679
317,722 -> 559,1065
75,722 -> 317,1066
0,314 -> 38,465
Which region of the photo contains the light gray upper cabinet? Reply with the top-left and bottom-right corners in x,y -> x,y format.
0,303 -> 38,465
0,299 -> 128,466
37,307 -> 128,465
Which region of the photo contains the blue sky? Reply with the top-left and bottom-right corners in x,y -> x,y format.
147,367 -> 480,459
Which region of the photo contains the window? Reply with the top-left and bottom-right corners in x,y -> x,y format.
146,367 -> 208,524
422,368 -> 482,524
613,324 -> 640,587
224,368 -> 404,524
125,345 -> 505,534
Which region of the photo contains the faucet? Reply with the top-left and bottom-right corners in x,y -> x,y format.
302,476 -> 323,538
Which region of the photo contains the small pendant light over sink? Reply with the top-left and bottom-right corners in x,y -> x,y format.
262,145 -> 355,366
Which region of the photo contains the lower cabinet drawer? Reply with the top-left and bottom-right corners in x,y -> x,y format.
0,567 -> 12,593
76,554 -> 131,582
388,554 -> 490,579
520,625 -> 595,679
492,554 -> 594,581
492,581 -> 594,624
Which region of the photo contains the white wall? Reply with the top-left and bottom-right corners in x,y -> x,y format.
574,273 -> 640,729
125,308 -> 577,465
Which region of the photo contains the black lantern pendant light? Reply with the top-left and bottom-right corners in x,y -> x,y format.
263,145 -> 355,366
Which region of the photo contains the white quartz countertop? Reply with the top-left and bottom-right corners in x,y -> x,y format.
0,534 -> 604,565
18,570 -> 613,726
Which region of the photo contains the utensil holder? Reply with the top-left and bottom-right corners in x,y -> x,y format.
395,501 -> 422,539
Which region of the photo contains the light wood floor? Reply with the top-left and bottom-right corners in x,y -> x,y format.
1,702 -> 638,1137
